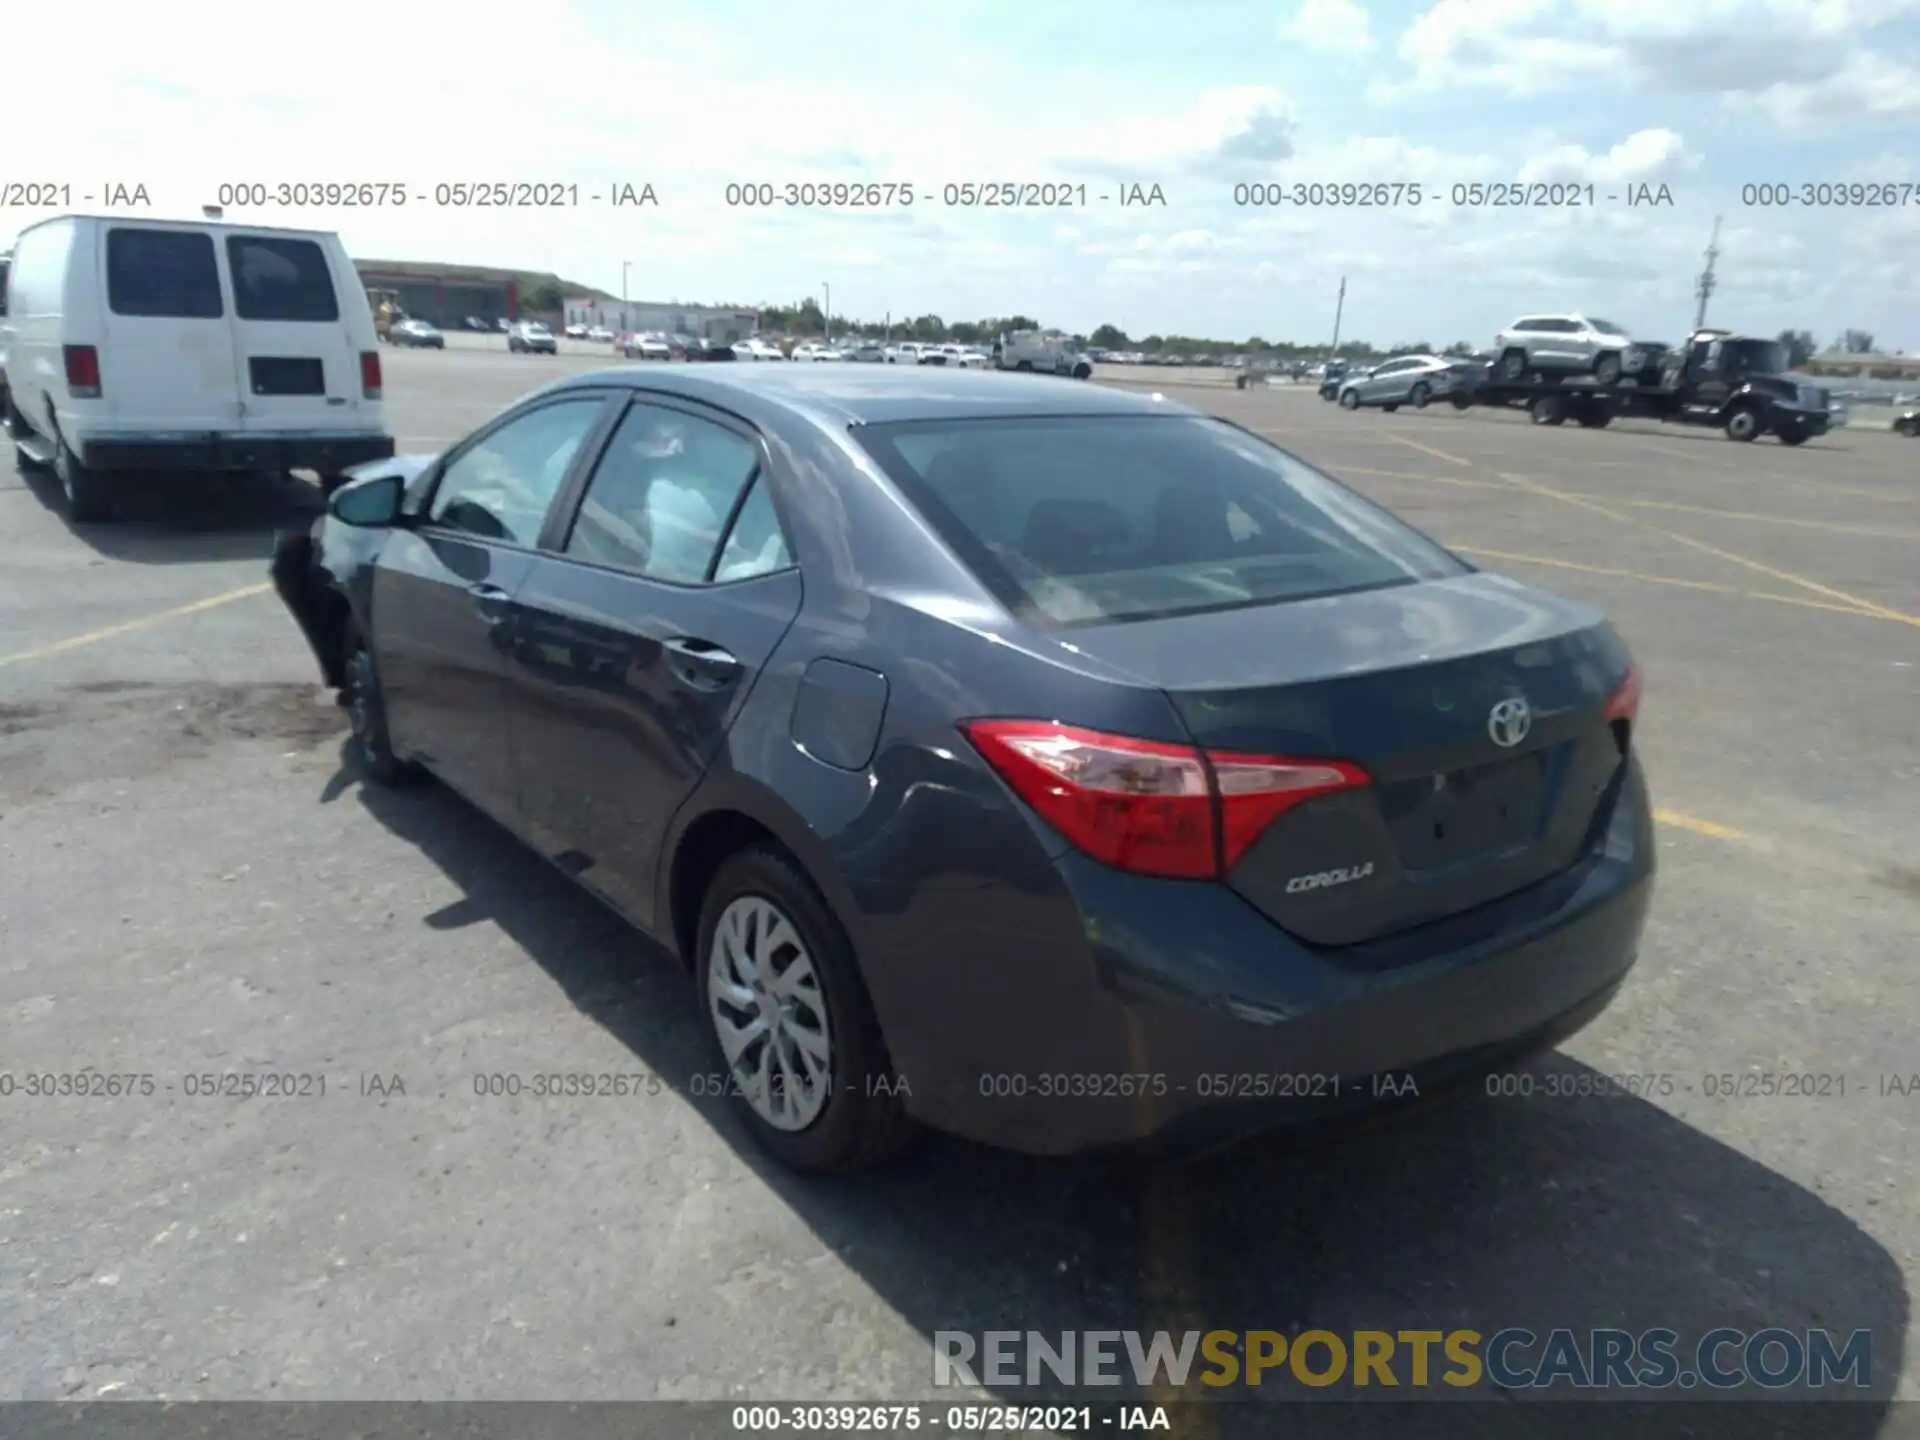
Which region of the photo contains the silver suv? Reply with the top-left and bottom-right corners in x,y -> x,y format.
1493,313 -> 1636,384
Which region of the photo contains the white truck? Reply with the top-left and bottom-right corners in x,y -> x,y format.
994,329 -> 1094,379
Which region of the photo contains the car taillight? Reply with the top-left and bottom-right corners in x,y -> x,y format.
360,351 -> 382,399
64,345 -> 101,398
959,719 -> 1370,880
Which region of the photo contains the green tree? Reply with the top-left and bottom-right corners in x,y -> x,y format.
1777,330 -> 1817,367
1842,328 -> 1874,354
522,279 -> 564,311
1091,324 -> 1130,348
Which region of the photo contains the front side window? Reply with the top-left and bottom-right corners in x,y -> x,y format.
563,402 -> 767,583
428,399 -> 607,546
107,229 -> 223,318
855,415 -> 1468,629
226,237 -> 340,321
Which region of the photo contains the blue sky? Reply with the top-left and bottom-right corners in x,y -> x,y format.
8,0 -> 1919,350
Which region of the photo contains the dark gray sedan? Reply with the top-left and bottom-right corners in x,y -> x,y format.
271,366 -> 1653,1171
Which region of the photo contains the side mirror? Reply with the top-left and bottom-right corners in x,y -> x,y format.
328,471 -> 405,527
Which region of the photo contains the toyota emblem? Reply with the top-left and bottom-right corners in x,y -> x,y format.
1488,697 -> 1532,748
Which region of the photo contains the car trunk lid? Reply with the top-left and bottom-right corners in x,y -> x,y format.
1051,573 -> 1635,946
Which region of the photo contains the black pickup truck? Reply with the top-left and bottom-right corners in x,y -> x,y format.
1452,330 -> 1833,444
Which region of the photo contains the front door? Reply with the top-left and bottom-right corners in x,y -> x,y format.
503,397 -> 804,930
374,393 -> 615,821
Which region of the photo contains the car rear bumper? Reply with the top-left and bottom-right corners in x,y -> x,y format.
76,432 -> 396,473
874,759 -> 1654,1156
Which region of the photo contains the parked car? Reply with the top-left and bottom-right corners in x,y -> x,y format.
1895,409 -> 1920,437
389,319 -> 446,350
495,318 -> 513,333
683,338 -> 737,363
843,340 -> 887,363
271,365 -> 1652,1172
507,321 -> 557,354
733,338 -> 786,361
625,332 -> 672,361
3,213 -> 393,520
888,342 -> 927,365
587,326 -> 614,343
1491,314 -> 1658,386
465,316 -> 493,332
1317,360 -> 1357,400
565,324 -> 588,339
791,342 -> 842,362
1336,354 -> 1455,412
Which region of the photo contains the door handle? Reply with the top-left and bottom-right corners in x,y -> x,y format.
662,636 -> 740,688
469,582 -> 511,624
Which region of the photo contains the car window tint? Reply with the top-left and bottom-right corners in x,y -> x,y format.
712,478 -> 793,581
860,416 -> 1467,629
564,403 -> 762,582
429,399 -> 605,545
226,237 -> 340,321
106,228 -> 224,318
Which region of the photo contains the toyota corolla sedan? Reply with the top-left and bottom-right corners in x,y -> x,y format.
271,366 -> 1653,1171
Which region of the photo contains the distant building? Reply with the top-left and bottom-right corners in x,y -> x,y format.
353,260 -> 532,329
564,298 -> 758,343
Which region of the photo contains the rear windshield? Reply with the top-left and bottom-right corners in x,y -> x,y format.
854,415 -> 1469,628
225,236 -> 340,322
107,229 -> 224,318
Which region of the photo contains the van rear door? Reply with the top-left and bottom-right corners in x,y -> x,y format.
98,224 -> 240,432
221,231 -> 377,437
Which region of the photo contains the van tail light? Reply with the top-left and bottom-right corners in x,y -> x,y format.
959,719 -> 1370,880
360,351 -> 383,399
64,345 -> 102,398
1604,663 -> 1642,751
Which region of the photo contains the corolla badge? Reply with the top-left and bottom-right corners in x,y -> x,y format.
1488,696 -> 1532,748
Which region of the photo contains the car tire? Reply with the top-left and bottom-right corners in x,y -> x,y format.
1574,405 -> 1611,429
695,845 -> 916,1173
1072,363 -> 1093,380
1777,424 -> 1809,446
1724,404 -> 1762,442
1530,394 -> 1568,426
55,432 -> 113,522
1499,348 -> 1529,381
1339,388 -> 1360,410
1382,403 -> 1400,413
1593,352 -> 1622,386
1015,360 -> 1033,372
1449,391 -> 1473,411
1410,382 -> 1431,408
341,629 -> 420,786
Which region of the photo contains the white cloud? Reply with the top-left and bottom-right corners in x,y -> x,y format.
1518,129 -> 1702,186
1281,0 -> 1374,53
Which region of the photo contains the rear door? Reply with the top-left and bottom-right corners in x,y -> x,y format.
222,231 -> 372,436
502,395 -> 804,930
97,224 -> 238,431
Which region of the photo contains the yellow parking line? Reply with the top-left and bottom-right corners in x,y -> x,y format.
1448,545 -> 1890,619
0,582 -> 273,669
1493,471 -> 1920,627
1608,496 -> 1920,538
1654,809 -> 1752,843
1385,433 -> 1475,468
1340,465 -> 1508,491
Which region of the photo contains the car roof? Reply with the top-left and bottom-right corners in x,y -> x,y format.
540,364 -> 1203,426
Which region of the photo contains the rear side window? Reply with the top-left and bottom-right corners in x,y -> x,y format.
854,416 -> 1468,629
106,229 -> 223,318
226,236 -> 340,322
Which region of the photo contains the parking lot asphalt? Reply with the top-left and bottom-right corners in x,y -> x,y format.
2,348 -> 1916,1414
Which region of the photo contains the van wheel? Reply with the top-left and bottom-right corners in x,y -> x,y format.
55,434 -> 113,522
696,846 -> 916,1172
1724,405 -> 1761,442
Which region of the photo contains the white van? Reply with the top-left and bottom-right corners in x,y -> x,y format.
1,215 -> 394,521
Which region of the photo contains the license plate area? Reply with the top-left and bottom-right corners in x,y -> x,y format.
1379,752 -> 1546,872
249,357 -> 326,396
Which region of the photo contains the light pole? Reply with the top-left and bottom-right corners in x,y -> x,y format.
822,282 -> 830,341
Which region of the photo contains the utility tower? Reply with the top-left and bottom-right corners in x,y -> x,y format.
1693,216 -> 1722,331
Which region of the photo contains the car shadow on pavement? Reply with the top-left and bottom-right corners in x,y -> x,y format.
346,766 -> 1906,1437
17,462 -> 323,562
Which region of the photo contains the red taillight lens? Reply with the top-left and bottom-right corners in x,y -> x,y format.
959,719 -> 1369,880
360,351 -> 383,398
64,345 -> 101,397
1605,664 -> 1642,726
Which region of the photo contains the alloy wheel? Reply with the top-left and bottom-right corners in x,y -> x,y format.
707,895 -> 833,1131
